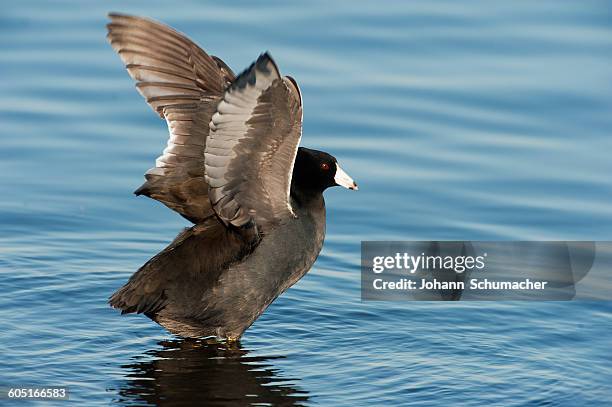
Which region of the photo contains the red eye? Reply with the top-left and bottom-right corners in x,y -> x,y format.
321,163 -> 330,171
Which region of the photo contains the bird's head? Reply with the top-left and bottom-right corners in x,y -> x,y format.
292,147 -> 358,193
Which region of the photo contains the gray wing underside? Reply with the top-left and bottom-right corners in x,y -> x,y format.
107,13 -> 234,223
205,53 -> 303,229
108,15 -> 303,229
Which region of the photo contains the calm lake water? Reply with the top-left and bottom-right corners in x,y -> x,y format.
1,1 -> 612,405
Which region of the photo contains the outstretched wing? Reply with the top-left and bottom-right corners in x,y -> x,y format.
205,53 -> 303,228
107,13 -> 234,223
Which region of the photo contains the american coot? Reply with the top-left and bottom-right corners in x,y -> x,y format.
106,14 -> 358,341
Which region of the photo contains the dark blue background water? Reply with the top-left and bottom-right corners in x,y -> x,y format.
1,1 -> 612,405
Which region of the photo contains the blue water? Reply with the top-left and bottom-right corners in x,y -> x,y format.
1,1 -> 612,405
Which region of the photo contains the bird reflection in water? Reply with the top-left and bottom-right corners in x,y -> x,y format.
113,339 -> 309,406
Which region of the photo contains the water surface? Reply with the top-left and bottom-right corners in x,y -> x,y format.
1,1 -> 612,405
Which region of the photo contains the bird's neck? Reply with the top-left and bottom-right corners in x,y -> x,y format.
290,185 -> 325,211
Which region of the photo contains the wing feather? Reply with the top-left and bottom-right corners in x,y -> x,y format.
107,13 -> 235,223
204,53 -> 303,229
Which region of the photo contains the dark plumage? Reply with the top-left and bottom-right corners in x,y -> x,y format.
107,13 -> 357,340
